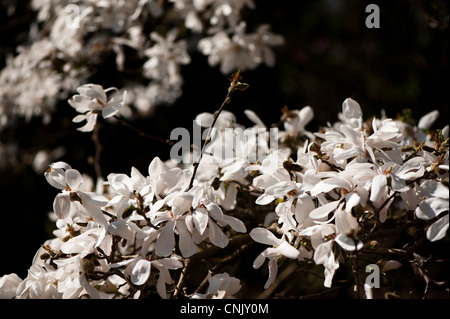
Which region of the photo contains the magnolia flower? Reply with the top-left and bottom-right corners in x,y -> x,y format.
69,84 -> 127,132
208,0 -> 256,28
195,110 -> 238,130
248,24 -> 285,67
52,255 -> 101,299
309,162 -> 373,217
198,23 -> 257,74
191,272 -> 241,299
314,241 -> 339,288
146,156 -> 191,201
143,29 -> 191,85
250,227 -> 300,289
415,180 -> 449,242
45,162 -> 109,225
149,182 -> 246,257
169,0 -> 206,32
316,98 -> 403,165
415,110 -> 440,144
280,106 -> 314,141
0,274 -> 22,299
151,192 -> 199,257
15,264 -> 61,299
334,233 -> 363,252
299,224 -> 339,287
110,255 -> 183,299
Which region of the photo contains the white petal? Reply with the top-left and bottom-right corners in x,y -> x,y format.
294,195 -> 315,226
335,233 -> 363,251
131,259 -> 151,286
265,181 -> 296,197
250,227 -> 281,246
78,191 -> 108,207
345,192 -> 361,213
77,113 -> 98,132
253,251 -> 266,269
416,198 -> 449,220
45,171 -> 66,190
193,207 -> 209,235
396,157 -> 425,180
381,260 -> 402,272
335,206 -> 359,234
253,174 -> 279,189
298,106 -> 314,126
244,109 -> 266,127
391,174 -> 408,192
153,257 -> 183,270
206,202 -> 224,222
195,112 -> 213,127
418,110 -> 439,130
333,147 -> 363,161
208,219 -> 229,248
53,192 -> 71,219
72,114 -> 87,123
77,84 -> 107,104
277,241 -> 300,259
148,156 -> 165,177
342,98 -> 362,129
156,274 -> 168,299
255,193 -> 275,205
309,200 -> 340,219
420,181 -> 449,199
220,214 -> 246,233
313,241 -> 339,288
155,220 -> 175,257
51,161 -> 72,170
0,274 -> 22,299
426,214 -> 449,242
311,178 -> 352,196
370,175 -> 387,203
177,221 -> 199,258
108,220 -> 133,242
101,106 -> 119,119
65,169 -> 83,191
264,258 -> 278,289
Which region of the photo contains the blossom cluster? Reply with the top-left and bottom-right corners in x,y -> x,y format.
0,0 -> 283,171
0,76 -> 448,298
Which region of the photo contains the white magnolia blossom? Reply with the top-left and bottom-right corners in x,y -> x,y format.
0,90 -> 447,298
198,22 -> 284,74
416,180 -> 449,242
68,84 -> 127,132
143,29 -> 191,90
191,272 -> 241,299
250,227 -> 302,289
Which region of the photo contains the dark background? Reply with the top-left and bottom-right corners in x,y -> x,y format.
0,0 -> 448,284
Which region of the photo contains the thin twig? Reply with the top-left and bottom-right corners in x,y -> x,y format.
173,258 -> 190,299
187,92 -> 232,190
187,71 -> 248,190
92,125 -> 103,179
113,114 -> 175,146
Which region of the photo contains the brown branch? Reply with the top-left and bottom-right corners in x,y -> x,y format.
113,115 -> 175,146
92,125 -> 103,179
187,70 -> 248,190
173,258 -> 190,299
